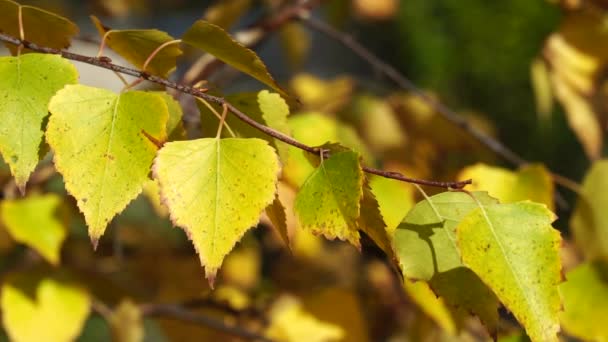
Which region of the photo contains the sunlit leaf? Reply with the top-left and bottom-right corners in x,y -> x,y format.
266,295 -> 344,342
284,113 -> 371,187
571,159 -> 608,261
395,191 -> 499,333
358,183 -> 394,259
350,95 -> 406,152
458,163 -> 554,211
153,137 -> 279,284
91,16 -> 182,77
0,0 -> 78,54
559,261 -> 608,342
182,20 -> 286,96
155,91 -> 185,141
369,174 -> 415,234
290,74 -> 355,113
0,54 -> 77,191
294,151 -> 363,248
47,85 -> 168,245
457,202 -> 561,342
1,270 -> 90,342
0,194 -> 66,265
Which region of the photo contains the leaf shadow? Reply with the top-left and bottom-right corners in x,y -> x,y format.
397,220 -> 444,276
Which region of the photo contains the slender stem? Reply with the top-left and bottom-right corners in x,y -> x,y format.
216,103 -> 229,138
141,304 -> 274,342
197,98 -> 236,137
0,32 -> 471,190
143,39 -> 181,72
299,14 -> 528,167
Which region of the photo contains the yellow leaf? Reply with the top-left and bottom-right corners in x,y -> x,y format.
1,270 -> 90,342
47,85 -> 168,245
110,299 -> 144,342
0,194 -> 66,265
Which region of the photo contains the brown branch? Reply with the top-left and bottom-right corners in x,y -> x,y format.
299,14 -> 528,167
141,303 -> 273,342
0,32 -> 470,189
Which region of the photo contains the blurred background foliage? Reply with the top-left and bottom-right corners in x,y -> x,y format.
1,0 -> 608,341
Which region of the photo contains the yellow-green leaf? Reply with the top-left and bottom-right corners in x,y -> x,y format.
560,261 -> 608,342
266,295 -> 344,342
403,279 -> 458,335
571,159 -> 608,261
395,191 -> 499,334
182,20 -> 286,96
47,85 -> 168,245
294,151 -> 363,248
457,202 -> 562,342
0,0 -> 78,54
358,183 -> 394,260
1,270 -> 90,342
284,113 -> 371,187
91,16 -> 182,77
0,54 -> 77,191
110,299 -> 144,342
153,137 -> 279,284
369,175 -> 415,234
0,194 -> 66,265
155,91 -> 185,141
458,163 -> 554,211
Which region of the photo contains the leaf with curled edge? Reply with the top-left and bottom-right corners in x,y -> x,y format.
0,0 -> 78,54
47,85 -> 168,247
182,20 -> 287,97
153,137 -> 280,286
91,16 -> 182,77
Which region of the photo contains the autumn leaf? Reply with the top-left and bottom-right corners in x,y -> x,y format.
153,137 -> 279,285
457,201 -> 562,342
0,54 -> 77,191
47,85 -> 168,246
0,194 -> 66,265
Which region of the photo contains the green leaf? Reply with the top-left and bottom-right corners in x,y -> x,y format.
153,137 -> 279,284
0,194 -> 66,265
559,261 -> 608,342
294,151 -> 363,248
0,54 -> 77,191
571,159 -> 608,261
182,20 -> 286,96
1,270 -> 90,342
284,113 -> 372,187
47,85 -> 168,245
369,175 -> 415,234
0,0 -> 78,54
395,191 -> 499,334
91,16 -> 182,77
458,163 -> 554,211
457,202 -> 562,342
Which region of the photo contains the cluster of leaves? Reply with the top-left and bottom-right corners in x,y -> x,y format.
0,0 -> 606,341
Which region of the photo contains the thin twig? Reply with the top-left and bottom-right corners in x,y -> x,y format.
299,14 -> 527,167
0,32 -> 470,189
141,304 -> 273,342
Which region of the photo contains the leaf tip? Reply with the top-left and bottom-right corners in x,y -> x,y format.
90,236 -> 99,251
206,269 -> 217,289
